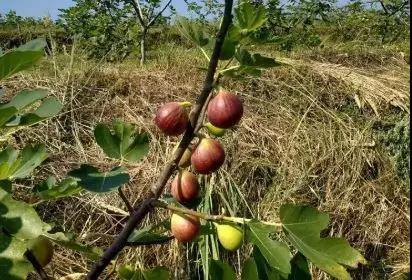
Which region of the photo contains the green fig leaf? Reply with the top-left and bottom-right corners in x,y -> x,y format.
280,204 -> 366,280
234,2 -> 266,33
94,120 -> 149,162
0,232 -> 33,280
210,260 -> 236,280
128,223 -> 172,246
219,38 -> 236,60
247,221 -> 292,276
0,188 -> 47,240
241,258 -> 259,280
34,176 -> 82,200
0,145 -> 48,181
68,164 -> 130,193
0,180 -> 12,193
289,253 -> 311,280
0,89 -> 62,129
44,231 -> 102,260
117,265 -> 170,280
235,48 -> 279,68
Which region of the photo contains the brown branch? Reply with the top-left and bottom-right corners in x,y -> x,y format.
148,0 -> 173,27
86,1 -> 234,279
118,187 -> 133,214
126,0 -> 146,27
24,250 -> 51,280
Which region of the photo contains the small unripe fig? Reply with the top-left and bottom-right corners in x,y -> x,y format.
191,138 -> 225,174
178,148 -> 192,168
27,236 -> 54,267
171,213 -> 200,242
171,170 -> 200,204
155,102 -> 190,136
207,91 -> 243,129
214,222 -> 243,251
205,122 -> 226,137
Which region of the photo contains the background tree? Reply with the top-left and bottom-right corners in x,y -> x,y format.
123,0 -> 173,65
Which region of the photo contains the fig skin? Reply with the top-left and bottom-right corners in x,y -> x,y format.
171,213 -> 200,242
191,138 -> 225,174
27,236 -> 54,267
207,91 -> 243,129
171,170 -> 200,204
215,222 -> 243,251
154,102 -> 189,136
205,122 -> 226,137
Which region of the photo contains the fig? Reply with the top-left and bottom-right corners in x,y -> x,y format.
214,222 -> 243,251
27,236 -> 54,267
171,170 -> 200,204
171,213 -> 200,242
207,91 -> 243,129
205,122 -> 226,137
191,138 -> 225,174
178,147 -> 192,168
155,102 -> 190,136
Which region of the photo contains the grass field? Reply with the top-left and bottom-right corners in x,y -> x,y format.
1,40 -> 409,279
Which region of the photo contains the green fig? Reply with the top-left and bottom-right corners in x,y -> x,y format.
205,122 -> 226,137
214,222 -> 243,251
27,236 -> 54,267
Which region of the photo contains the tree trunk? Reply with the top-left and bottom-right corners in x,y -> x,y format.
140,28 -> 147,66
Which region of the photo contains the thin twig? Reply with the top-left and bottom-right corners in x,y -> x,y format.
118,187 -> 133,214
24,250 -> 51,280
86,1 -> 234,278
153,200 -> 283,228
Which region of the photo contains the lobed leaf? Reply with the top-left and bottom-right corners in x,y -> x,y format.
68,164 -> 130,193
44,231 -> 102,261
247,221 -> 292,276
0,232 -> 33,280
234,2 -> 266,33
34,176 -> 82,200
209,259 -> 236,280
0,38 -> 46,81
0,145 -> 48,180
280,204 -> 366,280
117,265 -> 170,280
94,120 -> 149,162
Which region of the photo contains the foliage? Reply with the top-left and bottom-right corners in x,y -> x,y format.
380,117 -> 410,182
0,3 -> 368,280
58,0 -> 139,61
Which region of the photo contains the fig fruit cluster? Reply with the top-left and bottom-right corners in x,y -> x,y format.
154,90 -> 244,247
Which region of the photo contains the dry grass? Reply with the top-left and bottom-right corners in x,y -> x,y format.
2,43 -> 409,279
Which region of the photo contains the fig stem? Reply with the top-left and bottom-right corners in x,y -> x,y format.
152,200 -> 282,228
179,101 -> 193,107
118,187 -> 133,214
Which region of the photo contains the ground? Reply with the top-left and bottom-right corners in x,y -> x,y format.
2,42 -> 409,279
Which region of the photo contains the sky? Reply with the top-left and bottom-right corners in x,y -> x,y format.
0,0 -> 350,20
0,0 -> 189,19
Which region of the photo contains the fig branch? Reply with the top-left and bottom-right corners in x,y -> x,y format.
86,1 -> 234,278
24,250 -> 50,280
152,200 -> 283,228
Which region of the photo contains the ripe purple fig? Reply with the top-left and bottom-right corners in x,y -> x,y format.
171,170 -> 200,204
207,91 -> 243,129
155,102 -> 190,136
171,213 -> 200,242
191,138 -> 225,174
